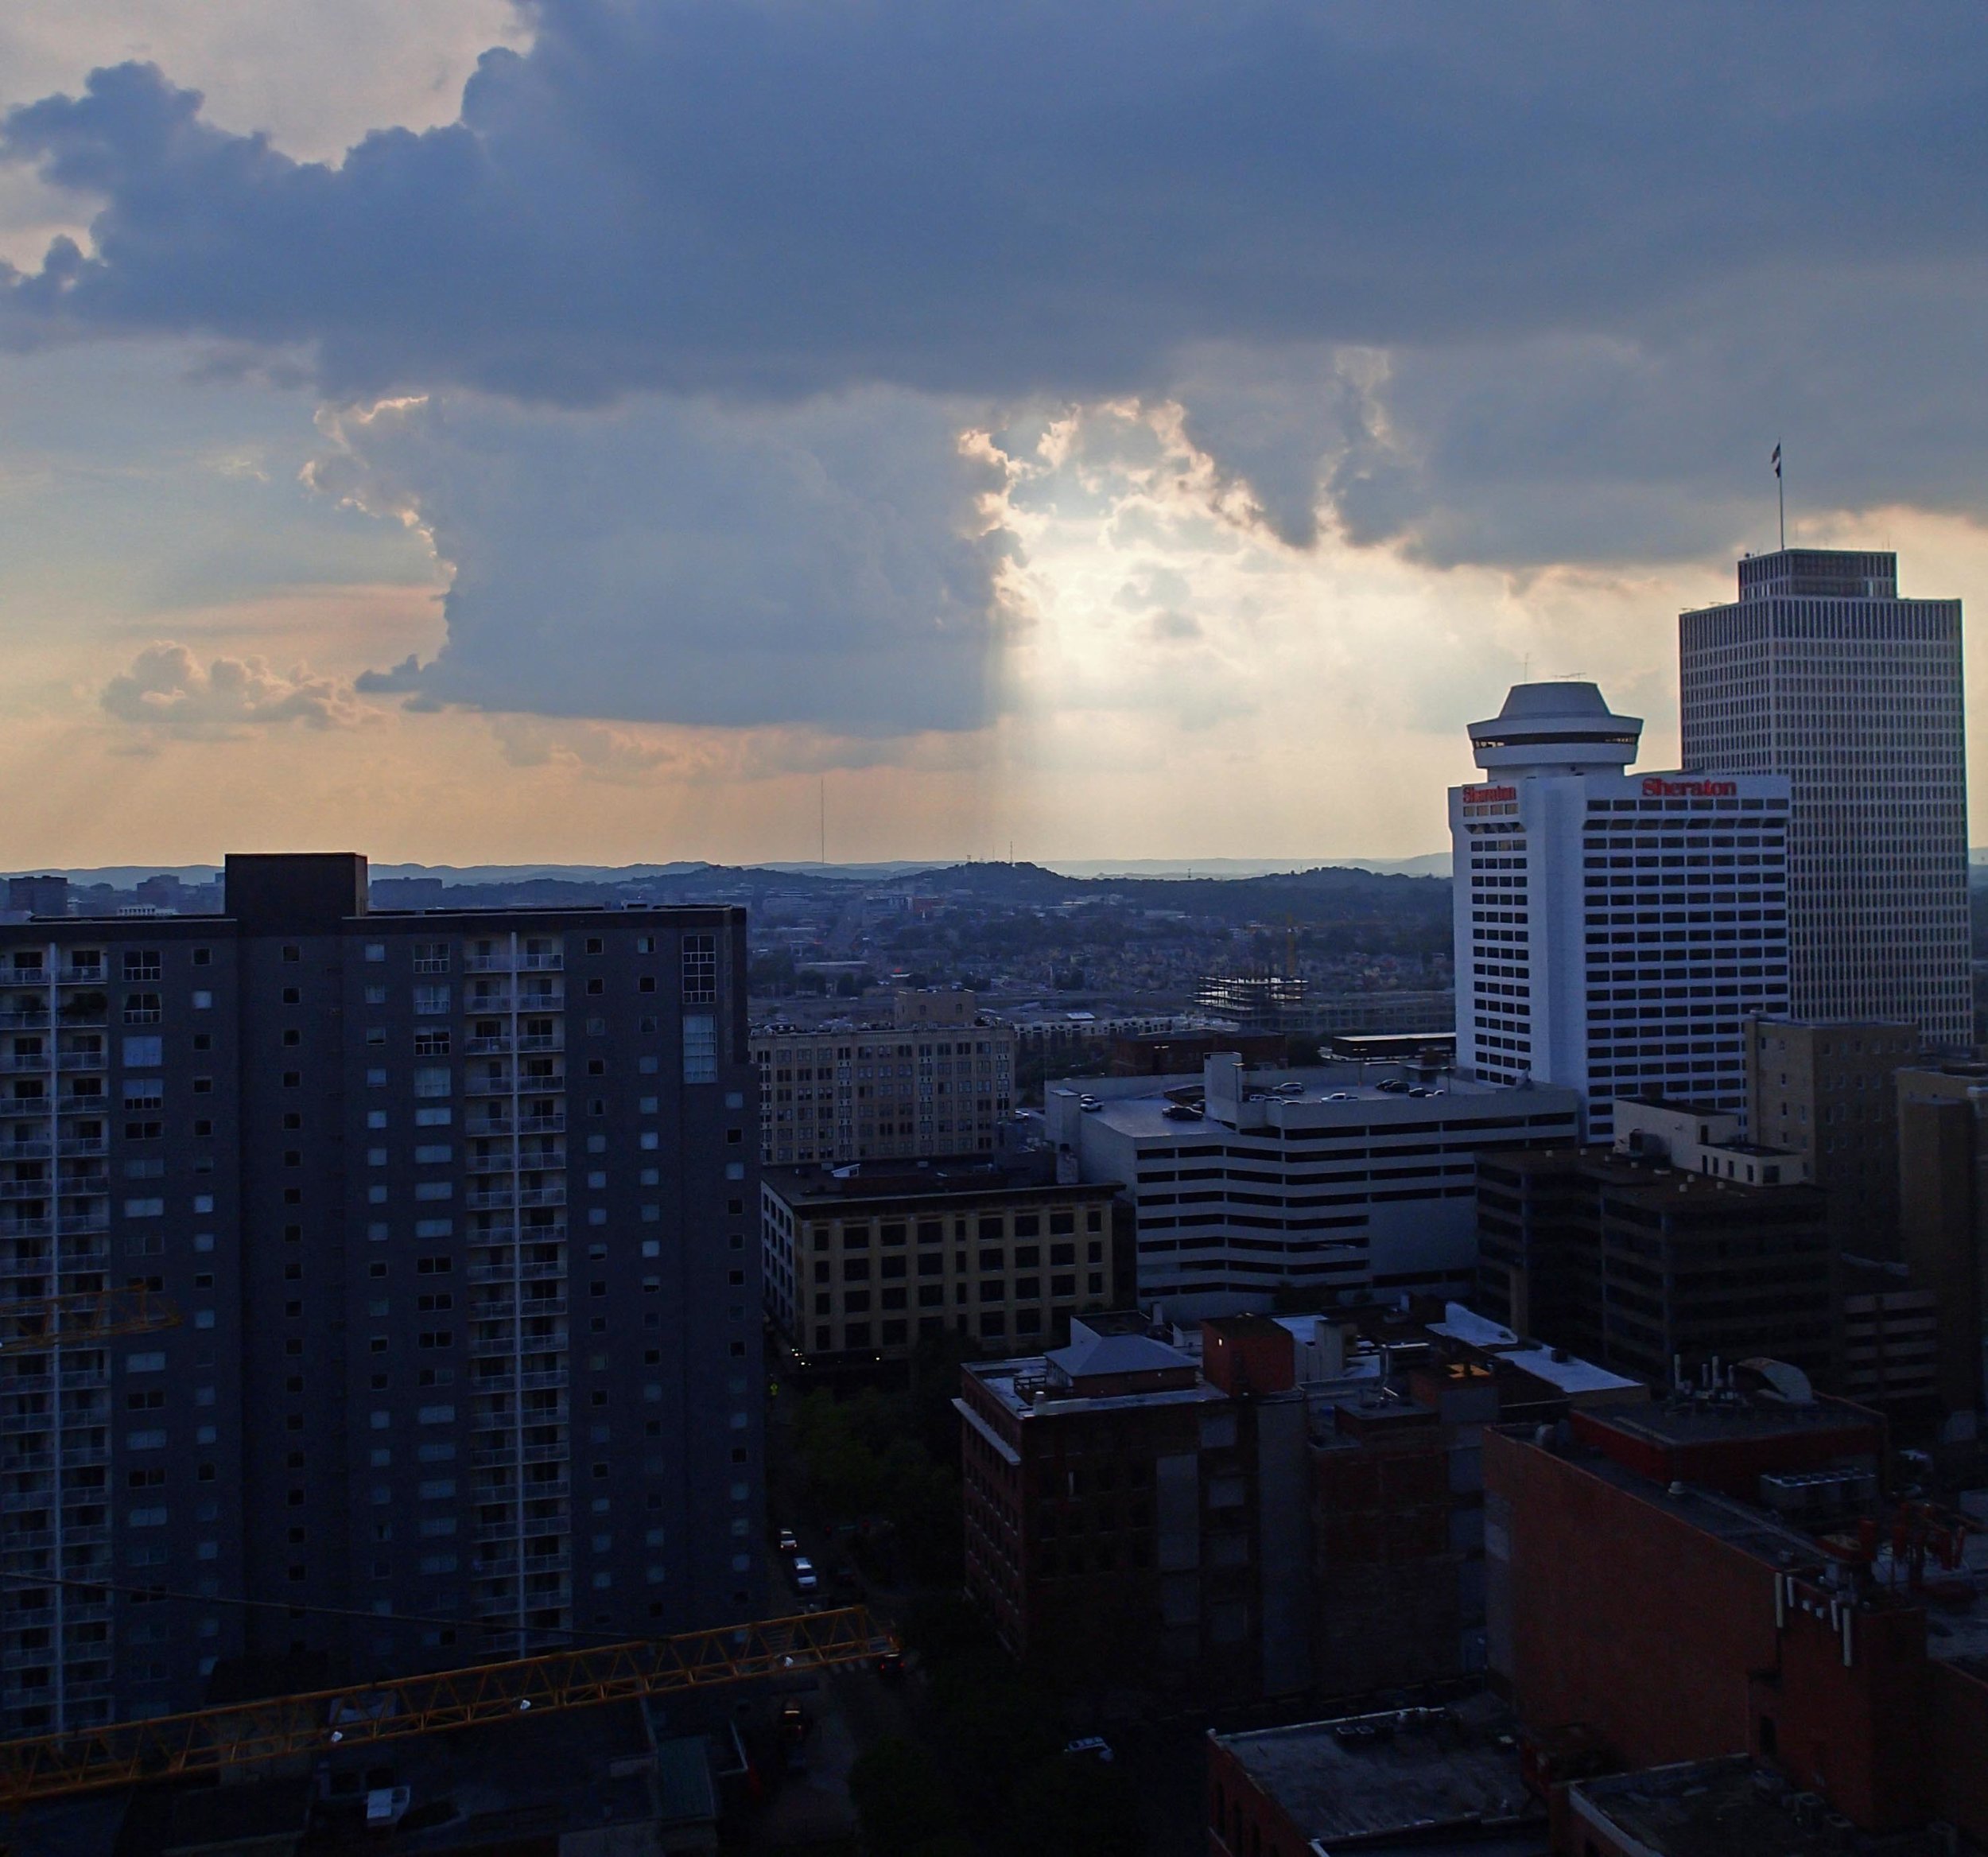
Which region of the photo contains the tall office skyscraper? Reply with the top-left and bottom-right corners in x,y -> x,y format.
1450,682 -> 1792,1138
0,854 -> 763,1735
1679,549 -> 1971,1044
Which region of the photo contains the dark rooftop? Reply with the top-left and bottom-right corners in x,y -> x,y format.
1213,1693 -> 1542,1851
762,1154 -> 1118,1205
1570,1756 -> 1959,1856
1587,1392 -> 1881,1452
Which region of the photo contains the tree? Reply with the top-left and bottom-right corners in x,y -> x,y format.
848,1738 -> 961,1857
1008,1754 -> 1142,1857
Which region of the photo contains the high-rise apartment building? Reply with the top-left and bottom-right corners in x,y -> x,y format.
751,998 -> 1015,1167
0,854 -> 763,1735
1679,548 -> 1971,1043
1450,681 -> 1792,1138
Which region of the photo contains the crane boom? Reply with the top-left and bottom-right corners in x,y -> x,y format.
0,1605 -> 893,1808
0,1286 -> 180,1355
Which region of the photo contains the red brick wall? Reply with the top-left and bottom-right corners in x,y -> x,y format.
1926,1661 -> 1988,1843
1206,1737 -> 1311,1857
1569,1404 -> 1884,1499
1487,1429 -> 1776,1767
1764,1593 -> 1930,1831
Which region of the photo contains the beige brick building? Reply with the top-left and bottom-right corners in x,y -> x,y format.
751,993 -> 1015,1167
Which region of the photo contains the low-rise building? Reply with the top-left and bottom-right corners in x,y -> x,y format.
957,1303 -> 1640,1706
761,1158 -> 1128,1365
1207,1693 -> 1544,1857
1485,1387 -> 1988,1843
1050,1052 -> 1580,1321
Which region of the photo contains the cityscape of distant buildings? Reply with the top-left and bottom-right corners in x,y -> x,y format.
6,545 -> 1988,1857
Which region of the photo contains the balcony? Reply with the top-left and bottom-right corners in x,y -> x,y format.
0,1055 -> 50,1076
516,1033 -> 564,1053
517,1185 -> 565,1209
470,1441 -> 567,1469
0,1218 -> 52,1240
464,1112 -> 566,1140
0,1136 -> 51,1160
0,1099 -> 49,1120
59,1137 -> 107,1159
0,1012 -> 49,1031
55,968 -> 107,988
55,1053 -> 106,1074
0,1182 -> 49,1202
472,1367 -> 569,1396
3,969 -> 49,989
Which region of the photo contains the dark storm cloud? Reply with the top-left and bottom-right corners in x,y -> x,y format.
10,1 -> 1988,736
8,2 -> 1986,408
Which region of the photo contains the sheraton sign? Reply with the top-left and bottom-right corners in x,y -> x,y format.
1641,776 -> 1737,798
1461,785 -> 1517,804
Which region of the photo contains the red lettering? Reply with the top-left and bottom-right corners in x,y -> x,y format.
1462,785 -> 1516,803
1640,776 -> 1736,798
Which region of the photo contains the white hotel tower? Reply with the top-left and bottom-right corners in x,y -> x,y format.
1450,682 -> 1792,1138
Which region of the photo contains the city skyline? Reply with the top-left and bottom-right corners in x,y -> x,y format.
6,6 -> 1988,867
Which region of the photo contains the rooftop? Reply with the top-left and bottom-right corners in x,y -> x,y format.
1213,1693 -> 1541,1851
1569,1756 -> 1955,1856
967,1352 -> 1225,1422
762,1155 -> 1115,1207
1426,1304 -> 1644,1400
1588,1390 -> 1881,1452
1055,1064 -> 1576,1141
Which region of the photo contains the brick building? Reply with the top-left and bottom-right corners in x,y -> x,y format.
759,1157 -> 1129,1366
1485,1391 -> 1988,1843
958,1303 -> 1640,1706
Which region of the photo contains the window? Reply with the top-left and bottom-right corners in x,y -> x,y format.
414,942 -> 449,975
122,950 -> 161,982
683,1015 -> 717,1085
122,1035 -> 163,1069
413,1066 -> 452,1099
414,985 -> 450,1016
122,993 -> 161,1024
682,934 -> 717,1004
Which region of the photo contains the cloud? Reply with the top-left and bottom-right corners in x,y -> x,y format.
100,639 -> 375,734
6,0 -> 1988,763
320,387 -> 1016,734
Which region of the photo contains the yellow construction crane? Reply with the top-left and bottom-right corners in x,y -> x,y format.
0,1605 -> 895,1808
0,1286 -> 180,1356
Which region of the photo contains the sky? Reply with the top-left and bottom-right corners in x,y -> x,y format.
5,2 -> 1988,869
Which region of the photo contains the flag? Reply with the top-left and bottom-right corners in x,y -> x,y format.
1772,444 -> 1781,479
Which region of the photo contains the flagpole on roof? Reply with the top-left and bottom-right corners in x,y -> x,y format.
1773,441 -> 1784,550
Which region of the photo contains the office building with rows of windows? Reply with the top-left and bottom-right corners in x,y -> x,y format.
760,1159 -> 1129,1366
1679,548 -> 1971,1044
1046,1052 -> 1580,1321
1449,682 -> 1792,1140
751,1002 -> 1015,1168
0,853 -> 762,1735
